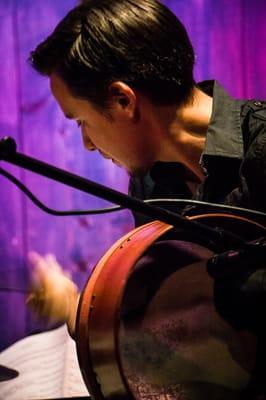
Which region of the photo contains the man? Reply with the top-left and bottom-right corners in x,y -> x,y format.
30,0 -> 266,221
28,0 -> 266,397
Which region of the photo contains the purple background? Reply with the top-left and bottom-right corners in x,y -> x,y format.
0,0 -> 265,350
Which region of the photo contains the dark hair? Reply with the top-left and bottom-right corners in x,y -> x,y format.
30,0 -> 195,110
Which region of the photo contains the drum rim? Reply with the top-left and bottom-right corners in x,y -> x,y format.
75,213 -> 264,399
76,220 -> 172,399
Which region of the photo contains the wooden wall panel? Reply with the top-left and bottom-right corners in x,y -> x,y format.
0,0 -> 132,350
0,0 -> 265,351
0,0 -> 27,349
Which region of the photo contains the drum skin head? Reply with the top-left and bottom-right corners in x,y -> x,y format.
120,240 -> 256,400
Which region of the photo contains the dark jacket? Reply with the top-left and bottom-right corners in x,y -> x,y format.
129,81 -> 266,226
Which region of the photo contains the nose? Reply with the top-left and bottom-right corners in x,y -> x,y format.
81,129 -> 97,151
85,138 -> 97,151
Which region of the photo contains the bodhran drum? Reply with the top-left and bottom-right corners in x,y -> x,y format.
76,215 -> 265,400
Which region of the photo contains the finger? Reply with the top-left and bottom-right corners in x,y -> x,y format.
28,251 -> 48,281
26,293 -> 36,305
28,251 -> 45,266
45,253 -> 62,273
30,268 -> 45,291
29,252 -> 59,294
64,270 -> 72,280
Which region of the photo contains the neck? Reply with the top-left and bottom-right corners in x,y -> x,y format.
152,86 -> 213,181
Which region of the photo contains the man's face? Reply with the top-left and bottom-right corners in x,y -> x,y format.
50,73 -> 158,176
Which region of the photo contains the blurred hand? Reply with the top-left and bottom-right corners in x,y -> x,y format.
27,251 -> 80,336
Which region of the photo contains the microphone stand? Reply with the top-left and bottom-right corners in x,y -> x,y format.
0,136 -> 247,249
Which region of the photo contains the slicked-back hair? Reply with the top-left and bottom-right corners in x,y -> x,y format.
30,0 -> 195,110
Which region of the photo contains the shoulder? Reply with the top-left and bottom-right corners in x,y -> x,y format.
240,100 -> 266,211
241,99 -> 266,161
241,100 -> 266,147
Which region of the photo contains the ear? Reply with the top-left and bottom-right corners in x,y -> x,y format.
108,81 -> 137,120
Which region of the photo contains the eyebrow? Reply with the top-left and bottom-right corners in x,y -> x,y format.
65,113 -> 75,120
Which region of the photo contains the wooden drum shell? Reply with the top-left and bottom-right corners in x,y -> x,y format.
76,221 -> 172,399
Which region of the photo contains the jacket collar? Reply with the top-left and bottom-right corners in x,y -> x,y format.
200,80 -> 245,170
